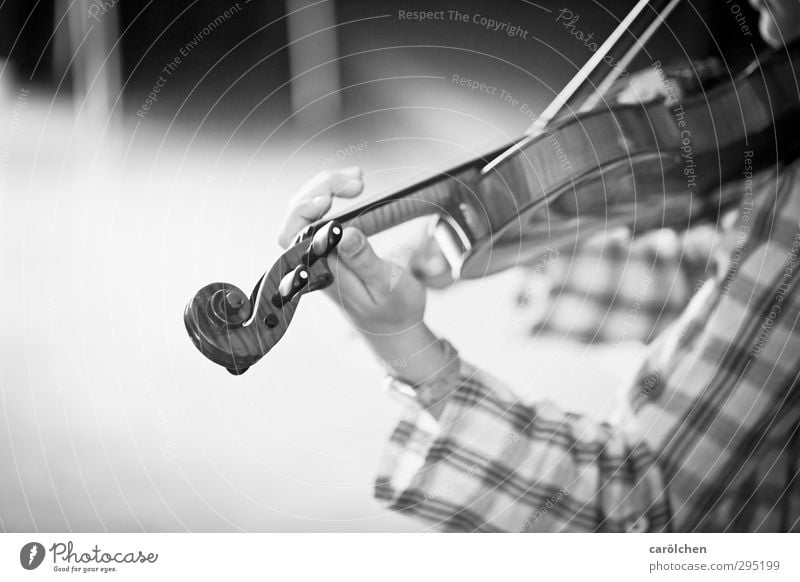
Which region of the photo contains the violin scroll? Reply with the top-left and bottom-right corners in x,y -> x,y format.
184,221 -> 344,375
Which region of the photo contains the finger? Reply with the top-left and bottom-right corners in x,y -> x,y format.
407,237 -> 454,289
291,166 -> 364,205
617,82 -> 656,105
327,166 -> 364,198
336,227 -> 390,297
325,253 -> 373,311
411,262 -> 453,289
278,195 -> 332,248
616,69 -> 661,105
278,167 -> 364,248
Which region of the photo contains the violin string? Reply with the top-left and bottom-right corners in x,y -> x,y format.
525,0 -> 663,137
484,0 -> 677,175
580,0 -> 684,112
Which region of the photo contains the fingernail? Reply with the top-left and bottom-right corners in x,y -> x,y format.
308,195 -> 328,207
341,166 -> 362,178
339,229 -> 364,255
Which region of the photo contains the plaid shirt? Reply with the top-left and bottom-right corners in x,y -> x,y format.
515,225 -> 719,345
375,158 -> 800,532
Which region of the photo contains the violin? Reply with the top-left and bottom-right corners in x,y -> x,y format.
185,3 -> 800,375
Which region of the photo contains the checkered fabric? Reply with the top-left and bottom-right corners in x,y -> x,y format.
516,57 -> 738,346
375,159 -> 800,532
516,225 -> 720,344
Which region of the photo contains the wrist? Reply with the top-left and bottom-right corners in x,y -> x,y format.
365,324 -> 449,386
379,333 -> 461,419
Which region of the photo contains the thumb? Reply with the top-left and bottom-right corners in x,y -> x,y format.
336,228 -> 388,291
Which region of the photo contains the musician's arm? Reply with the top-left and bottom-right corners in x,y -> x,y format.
376,344 -> 671,532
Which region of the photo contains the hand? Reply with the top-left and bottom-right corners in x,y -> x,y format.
406,231 -> 456,289
278,166 -> 425,334
615,59 -> 726,107
280,168 -> 455,290
615,67 -> 680,105
749,0 -> 800,48
278,168 -> 447,383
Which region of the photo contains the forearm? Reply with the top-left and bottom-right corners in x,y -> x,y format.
364,324 -> 460,419
376,355 -> 671,532
365,325 -> 443,384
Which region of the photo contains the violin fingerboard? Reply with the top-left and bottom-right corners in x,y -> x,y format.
335,168 -> 481,236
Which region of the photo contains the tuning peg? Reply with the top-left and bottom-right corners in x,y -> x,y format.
305,220 -> 343,264
272,265 -> 309,308
224,289 -> 246,311
206,287 -> 252,326
306,256 -> 335,293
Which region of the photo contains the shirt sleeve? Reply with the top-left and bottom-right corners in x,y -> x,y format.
374,357 -> 672,532
517,225 -> 720,344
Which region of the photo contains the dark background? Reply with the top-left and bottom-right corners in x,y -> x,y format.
0,0 -> 766,132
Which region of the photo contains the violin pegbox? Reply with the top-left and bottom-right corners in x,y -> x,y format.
184,220 -> 343,375
303,220 -> 343,292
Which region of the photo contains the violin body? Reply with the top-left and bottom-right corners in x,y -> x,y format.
449,42 -> 800,278
185,42 -> 800,375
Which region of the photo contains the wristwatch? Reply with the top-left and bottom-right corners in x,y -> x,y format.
382,338 -> 462,410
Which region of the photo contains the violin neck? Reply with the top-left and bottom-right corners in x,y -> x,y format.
329,172 -> 471,237
322,141 -> 512,237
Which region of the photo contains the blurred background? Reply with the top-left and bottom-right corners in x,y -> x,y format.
0,0 -> 762,531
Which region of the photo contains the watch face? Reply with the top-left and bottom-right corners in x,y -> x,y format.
382,340 -> 461,412
384,375 -> 419,402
